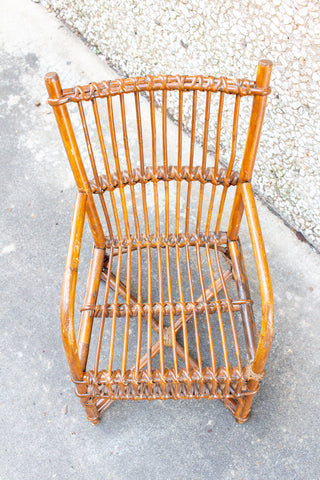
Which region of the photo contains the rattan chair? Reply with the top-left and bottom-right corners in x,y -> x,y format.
45,59 -> 273,424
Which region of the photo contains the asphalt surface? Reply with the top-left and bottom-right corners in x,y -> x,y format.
1,1 -> 320,479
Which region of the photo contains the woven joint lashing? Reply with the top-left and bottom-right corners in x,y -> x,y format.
72,366 -> 260,403
81,297 -> 253,318
89,165 -> 239,194
48,75 -> 271,106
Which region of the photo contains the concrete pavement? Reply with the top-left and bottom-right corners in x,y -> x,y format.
1,1 -> 320,479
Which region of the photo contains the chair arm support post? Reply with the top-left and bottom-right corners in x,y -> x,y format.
227,60 -> 272,241
45,72 -> 105,249
60,192 -> 87,381
240,182 -> 274,375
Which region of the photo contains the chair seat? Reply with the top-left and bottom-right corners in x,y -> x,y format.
76,232 -> 258,416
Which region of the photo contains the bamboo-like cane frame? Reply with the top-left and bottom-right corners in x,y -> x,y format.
45,60 -> 273,424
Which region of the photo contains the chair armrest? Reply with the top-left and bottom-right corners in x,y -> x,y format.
240,182 -> 274,375
60,192 -> 87,381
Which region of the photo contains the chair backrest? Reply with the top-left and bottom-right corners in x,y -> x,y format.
45,60 -> 272,246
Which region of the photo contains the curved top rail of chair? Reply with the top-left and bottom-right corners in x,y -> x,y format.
47,74 -> 271,106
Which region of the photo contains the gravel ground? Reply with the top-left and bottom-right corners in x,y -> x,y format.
39,0 -> 320,252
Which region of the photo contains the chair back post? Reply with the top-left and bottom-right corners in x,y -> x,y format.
227,59 -> 272,241
45,72 -> 105,249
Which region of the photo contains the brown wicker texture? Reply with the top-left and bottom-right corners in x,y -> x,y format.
45,59 -> 273,424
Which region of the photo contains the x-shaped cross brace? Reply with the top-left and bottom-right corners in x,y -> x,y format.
97,268 -> 233,413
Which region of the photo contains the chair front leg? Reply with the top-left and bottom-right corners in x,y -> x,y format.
60,192 -> 101,424
235,182 -> 274,422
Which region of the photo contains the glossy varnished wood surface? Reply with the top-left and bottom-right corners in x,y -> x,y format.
45,60 -> 273,424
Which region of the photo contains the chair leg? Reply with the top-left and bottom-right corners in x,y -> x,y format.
83,402 -> 100,425
234,379 -> 259,423
228,240 -> 257,360
78,247 -> 105,371
76,382 -> 101,424
222,394 -> 253,423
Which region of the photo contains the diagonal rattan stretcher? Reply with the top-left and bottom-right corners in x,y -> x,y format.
45,59 -> 274,424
